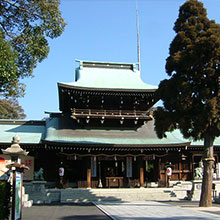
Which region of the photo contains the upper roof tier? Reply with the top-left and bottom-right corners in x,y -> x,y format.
58,60 -> 158,92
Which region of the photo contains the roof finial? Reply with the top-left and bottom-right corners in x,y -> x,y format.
136,0 -> 141,75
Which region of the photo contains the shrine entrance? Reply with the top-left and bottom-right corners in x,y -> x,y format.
99,159 -> 125,188
145,159 -> 159,183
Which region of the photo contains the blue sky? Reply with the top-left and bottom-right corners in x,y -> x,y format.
18,0 -> 220,120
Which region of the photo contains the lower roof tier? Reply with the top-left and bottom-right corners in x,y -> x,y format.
1,117 -> 220,149
44,115 -> 189,146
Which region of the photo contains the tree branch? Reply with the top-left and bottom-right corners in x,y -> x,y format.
2,0 -> 22,11
0,22 -> 15,40
2,0 -> 42,19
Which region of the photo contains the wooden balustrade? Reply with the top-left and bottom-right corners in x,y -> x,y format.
71,108 -> 152,120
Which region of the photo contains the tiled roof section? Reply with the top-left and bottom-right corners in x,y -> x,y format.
58,60 -> 158,92
43,115 -> 189,146
0,119 -> 45,144
1,118 -> 220,147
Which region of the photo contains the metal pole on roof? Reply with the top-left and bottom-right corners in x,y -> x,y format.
136,0 -> 141,74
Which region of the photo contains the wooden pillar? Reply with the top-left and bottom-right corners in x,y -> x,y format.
87,157 -> 91,188
87,168 -> 91,188
158,158 -> 162,180
140,167 -> 144,187
139,157 -> 144,187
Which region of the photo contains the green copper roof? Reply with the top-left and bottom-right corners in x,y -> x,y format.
1,118 -> 220,147
0,120 -> 45,144
189,138 -> 220,146
44,116 -> 189,146
58,60 -> 158,91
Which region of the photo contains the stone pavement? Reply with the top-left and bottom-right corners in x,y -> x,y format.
94,201 -> 220,220
22,203 -> 111,220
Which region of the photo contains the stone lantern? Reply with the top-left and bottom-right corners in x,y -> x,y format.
2,135 -> 28,163
1,135 -> 29,220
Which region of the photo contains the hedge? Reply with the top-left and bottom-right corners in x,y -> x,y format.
0,181 -> 11,220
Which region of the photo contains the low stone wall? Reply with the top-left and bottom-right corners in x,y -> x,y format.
24,181 -> 61,204
173,180 -> 220,201
24,181 -> 47,204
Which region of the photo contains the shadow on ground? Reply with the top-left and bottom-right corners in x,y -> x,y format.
23,203 -> 111,220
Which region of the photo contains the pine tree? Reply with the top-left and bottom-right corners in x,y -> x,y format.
154,0 -> 220,207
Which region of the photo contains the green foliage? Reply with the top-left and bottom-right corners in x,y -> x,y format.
0,99 -> 26,119
0,30 -> 25,98
154,0 -> 220,141
0,181 -> 11,220
0,0 -> 66,98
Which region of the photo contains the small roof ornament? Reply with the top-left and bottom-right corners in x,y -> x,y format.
2,135 -> 29,156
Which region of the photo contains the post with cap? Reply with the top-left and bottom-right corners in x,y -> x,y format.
2,135 -> 29,220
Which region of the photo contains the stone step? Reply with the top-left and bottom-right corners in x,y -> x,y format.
60,188 -> 178,203
25,181 -> 196,204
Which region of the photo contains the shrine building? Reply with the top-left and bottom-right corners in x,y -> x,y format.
1,60 -> 220,188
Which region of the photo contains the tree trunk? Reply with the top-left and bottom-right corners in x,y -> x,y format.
199,135 -> 214,207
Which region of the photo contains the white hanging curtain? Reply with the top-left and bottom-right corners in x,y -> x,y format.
126,156 -> 132,178
91,156 -> 97,177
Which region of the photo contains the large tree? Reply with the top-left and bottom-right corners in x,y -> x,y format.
0,99 -> 26,119
0,0 -> 65,118
154,0 -> 220,207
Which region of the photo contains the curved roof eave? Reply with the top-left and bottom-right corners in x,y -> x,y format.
58,82 -> 157,93
42,139 -> 191,147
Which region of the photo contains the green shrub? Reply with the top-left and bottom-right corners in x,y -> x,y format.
0,181 -> 11,220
